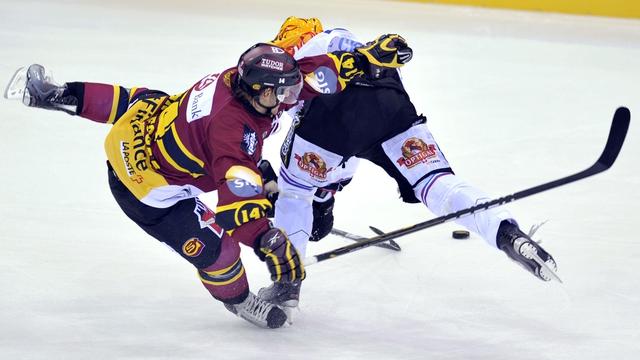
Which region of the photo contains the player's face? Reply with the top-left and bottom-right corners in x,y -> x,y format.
275,79 -> 303,105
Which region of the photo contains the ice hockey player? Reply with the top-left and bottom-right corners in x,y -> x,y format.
256,17 -> 559,313
5,36 -> 411,328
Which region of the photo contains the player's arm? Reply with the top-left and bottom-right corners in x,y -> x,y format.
296,34 -> 413,99
208,119 -> 304,282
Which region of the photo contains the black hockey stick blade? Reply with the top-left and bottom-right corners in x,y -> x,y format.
305,107 -> 630,265
330,228 -> 401,251
368,226 -> 402,250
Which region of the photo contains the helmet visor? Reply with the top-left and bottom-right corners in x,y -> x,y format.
276,79 -> 303,104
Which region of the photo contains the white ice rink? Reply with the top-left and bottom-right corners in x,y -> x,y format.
1,0 -> 639,359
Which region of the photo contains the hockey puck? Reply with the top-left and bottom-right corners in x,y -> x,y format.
452,230 -> 470,239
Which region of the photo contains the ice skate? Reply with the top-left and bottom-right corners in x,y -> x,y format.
258,281 -> 301,324
224,292 -> 288,329
5,64 -> 78,114
497,221 -> 561,283
258,280 -> 301,308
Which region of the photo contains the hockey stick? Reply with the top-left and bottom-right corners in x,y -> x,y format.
330,227 -> 401,251
305,107 -> 630,265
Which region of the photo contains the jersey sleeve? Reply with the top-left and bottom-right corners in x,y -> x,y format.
296,52 -> 364,100
66,81 -> 150,124
207,115 -> 272,248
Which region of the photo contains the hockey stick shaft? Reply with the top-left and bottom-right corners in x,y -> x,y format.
305,107 -> 630,265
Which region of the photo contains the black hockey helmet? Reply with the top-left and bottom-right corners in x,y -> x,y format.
236,43 -> 302,104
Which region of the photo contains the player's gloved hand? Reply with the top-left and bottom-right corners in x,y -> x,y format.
256,227 -> 306,282
310,196 -> 334,242
356,34 -> 413,69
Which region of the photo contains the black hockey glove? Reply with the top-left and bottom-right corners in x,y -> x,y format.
257,159 -> 279,217
356,34 -> 413,79
310,196 -> 335,242
256,227 -> 306,282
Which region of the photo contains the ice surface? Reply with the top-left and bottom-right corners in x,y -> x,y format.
0,0 -> 639,359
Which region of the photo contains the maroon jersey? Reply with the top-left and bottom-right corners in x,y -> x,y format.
82,54 -> 353,246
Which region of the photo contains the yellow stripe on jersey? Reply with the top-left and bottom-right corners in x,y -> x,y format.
156,136 -> 191,175
128,87 -> 138,102
106,85 -> 121,124
171,122 -> 205,169
215,198 -> 272,230
154,102 -> 205,178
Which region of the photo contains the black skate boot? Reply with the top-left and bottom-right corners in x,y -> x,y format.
5,64 -> 79,115
224,292 -> 288,329
496,221 -> 561,282
258,280 -> 301,308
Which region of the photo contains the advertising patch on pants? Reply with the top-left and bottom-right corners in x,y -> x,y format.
381,123 -> 450,186
285,134 -> 344,187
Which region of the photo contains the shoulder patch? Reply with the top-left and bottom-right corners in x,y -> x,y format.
241,124 -> 258,156
187,73 -> 219,122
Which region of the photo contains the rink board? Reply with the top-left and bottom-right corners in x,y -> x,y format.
400,0 -> 640,18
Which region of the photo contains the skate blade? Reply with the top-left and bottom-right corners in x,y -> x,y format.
532,252 -> 563,283
281,304 -> 300,326
4,67 -> 27,100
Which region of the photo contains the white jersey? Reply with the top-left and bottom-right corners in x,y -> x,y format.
275,28 -> 512,257
274,29 -> 363,255
293,28 -> 363,60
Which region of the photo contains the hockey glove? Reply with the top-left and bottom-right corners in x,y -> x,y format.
256,228 -> 306,282
310,196 -> 335,242
356,34 -> 413,77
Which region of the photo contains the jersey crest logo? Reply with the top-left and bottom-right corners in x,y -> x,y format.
241,125 -> 258,156
295,152 -> 331,179
397,137 -> 437,169
182,237 -> 205,257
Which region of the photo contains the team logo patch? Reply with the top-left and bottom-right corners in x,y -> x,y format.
194,199 -> 225,237
396,137 -> 437,168
295,152 -> 331,179
241,125 -> 258,156
182,237 -> 205,257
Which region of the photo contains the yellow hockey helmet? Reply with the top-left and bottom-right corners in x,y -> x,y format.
271,16 -> 323,55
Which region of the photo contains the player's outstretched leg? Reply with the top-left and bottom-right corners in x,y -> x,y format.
496,221 -> 559,282
15,64 -> 79,114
